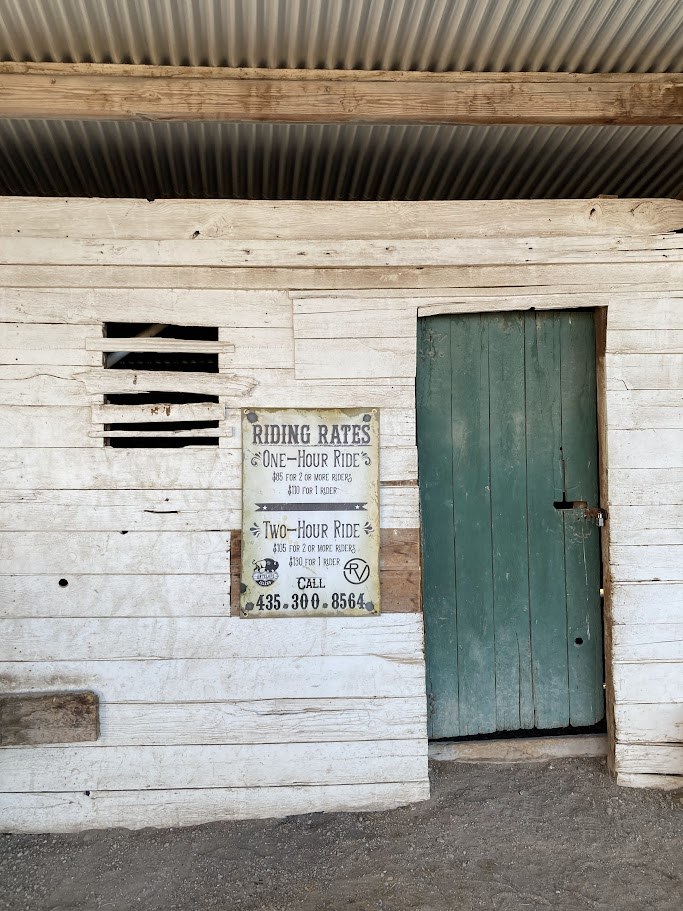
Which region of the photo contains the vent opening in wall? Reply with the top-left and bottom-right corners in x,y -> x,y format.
98,323 -> 224,448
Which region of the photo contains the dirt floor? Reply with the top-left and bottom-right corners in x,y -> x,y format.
1,759 -> 682,911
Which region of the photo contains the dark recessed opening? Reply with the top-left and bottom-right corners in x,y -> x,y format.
103,324 -> 221,448
58,578 -> 69,587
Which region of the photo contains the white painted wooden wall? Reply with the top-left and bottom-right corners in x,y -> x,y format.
0,197 -> 681,832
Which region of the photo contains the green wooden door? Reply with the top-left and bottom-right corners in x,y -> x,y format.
417,310 -> 604,738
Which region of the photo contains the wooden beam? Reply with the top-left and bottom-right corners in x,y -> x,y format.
0,63 -> 682,125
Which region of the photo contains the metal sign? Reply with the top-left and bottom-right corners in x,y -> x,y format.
240,407 -> 380,617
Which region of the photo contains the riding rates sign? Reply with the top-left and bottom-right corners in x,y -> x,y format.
240,407 -> 380,617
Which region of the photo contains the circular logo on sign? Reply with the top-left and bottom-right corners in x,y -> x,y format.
343,558 -> 370,585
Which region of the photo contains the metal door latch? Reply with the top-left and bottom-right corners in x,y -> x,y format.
582,506 -> 607,527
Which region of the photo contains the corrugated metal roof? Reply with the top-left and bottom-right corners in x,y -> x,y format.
1,0 -> 682,72
0,1 -> 681,200
1,119 -> 681,200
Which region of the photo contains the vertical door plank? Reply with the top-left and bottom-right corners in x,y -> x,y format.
489,313 -> 534,731
451,315 -> 496,735
416,317 -> 458,738
560,311 -> 605,727
525,312 -> 570,729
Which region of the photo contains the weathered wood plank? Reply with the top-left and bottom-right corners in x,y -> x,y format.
294,298 -> 416,339
0,574 -> 230,618
1,64 -> 682,126
0,656 -> 426,702
3,263 -> 683,293
611,582 -> 683,625
0,531 -> 230,575
294,336 -> 416,379
0,448 -> 240,490
0,781 -> 430,833
606,390 -> 683,429
0,691 -> 98,746
0,615 -> 424,661
4,234 -> 683,269
2,197 -> 680,239
613,662 -> 683,703
91,402 -> 226,424
608,297 -> 683,330
0,406 -> 100,447
613,624 -> 683,661
0,445 -> 413,488
606,354 -> 683,391
0,739 -> 428,792
611,545 -> 683,583
0,485 -> 418,531
616,773 -> 683,790
614,743 -> 683,776
608,429 -> 683,468
0,288 -> 291,326
87,337 -> 235,354
0,324 -> 102,366
606,330 -> 683,355
610,506 -> 683,546
0,366 -> 415,409
614,703 -> 683,744
608,469 -> 683,506
93,697 -> 427,747
229,529 -> 420,616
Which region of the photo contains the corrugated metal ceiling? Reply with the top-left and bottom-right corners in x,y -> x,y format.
1,0 -> 682,72
1,120 -> 680,200
0,0 -> 681,200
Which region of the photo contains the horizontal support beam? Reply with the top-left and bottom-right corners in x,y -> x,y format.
0,63 -> 682,125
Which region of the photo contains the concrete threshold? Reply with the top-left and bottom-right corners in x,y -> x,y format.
429,734 -> 608,764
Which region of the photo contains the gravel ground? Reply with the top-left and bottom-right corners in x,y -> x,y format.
1,759 -> 681,911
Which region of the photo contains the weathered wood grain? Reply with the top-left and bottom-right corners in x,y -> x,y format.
0,366 -> 415,409
0,406 -> 100,447
2,197 -> 680,239
294,336 -> 416,380
608,429 -> 683,468
0,739 -> 428,792
0,531 -> 230,575
0,781 -> 431,833
607,330 -> 683,355
613,624 -> 683,661
0,448 -> 240,490
616,773 -> 683,790
0,615 -> 424,661
608,469 -> 683,506
0,324 -> 102,366
4,234 -> 683,269
0,445 -> 414,488
614,703 -> 683,744
0,690 -> 98,746
4,263 -> 683,293
1,64 -> 682,126
0,574 -> 230,619
230,529 -> 420,616
613,662 -> 683,703
611,545 -> 683,582
0,287 -> 291,326
610,582 -> 683,625
614,743 -> 683,775
0,655 -> 426,702
606,390 -> 683,429
606,354 -> 683,391
0,485 -> 419,531
609,506 -> 683,545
